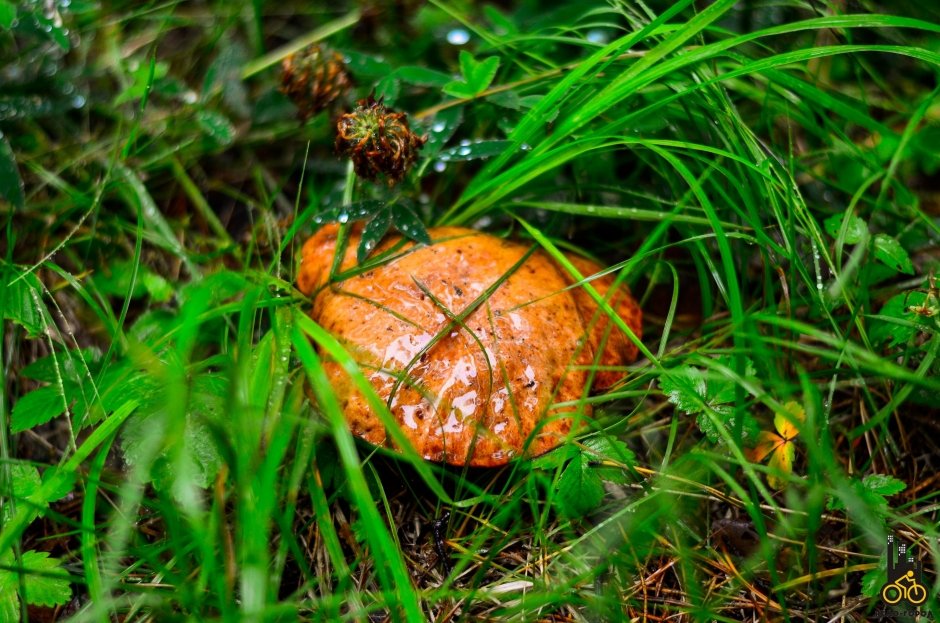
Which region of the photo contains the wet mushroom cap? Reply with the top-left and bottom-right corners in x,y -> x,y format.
297,224 -> 642,467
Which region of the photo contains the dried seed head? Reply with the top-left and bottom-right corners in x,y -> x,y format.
335,96 -> 426,185
280,44 -> 352,120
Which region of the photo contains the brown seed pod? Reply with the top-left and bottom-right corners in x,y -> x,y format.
280,44 -> 352,120
335,96 -> 426,185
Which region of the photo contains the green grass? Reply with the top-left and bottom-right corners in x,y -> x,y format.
2,0 -> 940,620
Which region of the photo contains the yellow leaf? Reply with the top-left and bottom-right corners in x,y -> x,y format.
767,440 -> 795,489
773,401 -> 804,441
746,431 -> 784,463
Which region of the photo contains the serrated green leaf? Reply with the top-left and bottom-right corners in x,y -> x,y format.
581,436 -> 635,466
707,356 -> 755,404
11,386 -> 67,433
0,136 -> 24,209
390,203 -> 430,245
872,234 -> 914,274
22,348 -> 101,385
530,444 -> 579,470
823,213 -> 868,244
197,110 -> 236,146
697,408 -> 760,444
358,209 -> 392,264
7,550 -> 72,607
0,590 -> 16,622
1,464 -> 44,526
862,474 -> 907,497
556,452 -> 605,517
659,366 -> 707,414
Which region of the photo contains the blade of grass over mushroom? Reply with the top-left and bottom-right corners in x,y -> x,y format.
292,312 -> 456,505
291,325 -> 423,622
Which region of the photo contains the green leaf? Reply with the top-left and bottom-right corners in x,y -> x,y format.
390,203 -> 430,245
0,266 -> 47,337
438,140 -> 512,162
140,271 -> 173,303
827,474 -> 906,513
11,386 -> 67,433
375,74 -> 400,106
22,349 -> 101,385
0,589 -> 16,622
823,213 -> 868,244
312,200 -> 386,226
581,436 -> 636,466
397,66 -> 452,87
1,464 -> 43,526
0,550 -> 72,607
443,51 -> 500,98
862,474 -> 907,497
422,107 -> 463,158
358,208 -> 393,264
659,366 -> 707,413
872,234 -> 914,274
114,59 -> 169,106
340,50 -> 393,78
556,452 -> 605,517
869,291 -> 932,347
119,373 -> 227,490
696,408 -> 760,445
179,270 -> 248,307
0,136 -> 24,209
861,566 -> 886,599
197,110 -> 236,147
91,259 -> 173,302
0,2 -> 16,30
706,356 -> 756,404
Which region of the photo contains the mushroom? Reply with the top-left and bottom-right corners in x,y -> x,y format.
297,224 -> 642,467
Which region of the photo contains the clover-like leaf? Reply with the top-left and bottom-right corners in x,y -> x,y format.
443,51 -> 500,98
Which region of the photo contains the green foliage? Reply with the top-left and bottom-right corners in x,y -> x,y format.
2,0 -> 939,619
872,234 -> 914,275
827,474 -> 908,515
0,465 -> 72,614
659,357 -> 759,443
443,51 -> 501,98
0,265 -> 48,337
0,550 -> 72,615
